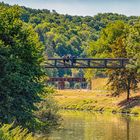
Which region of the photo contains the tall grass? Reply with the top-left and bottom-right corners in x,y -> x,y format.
0,124 -> 35,140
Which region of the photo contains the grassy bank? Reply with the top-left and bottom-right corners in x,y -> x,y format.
54,78 -> 140,115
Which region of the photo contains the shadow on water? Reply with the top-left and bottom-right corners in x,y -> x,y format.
40,111 -> 140,140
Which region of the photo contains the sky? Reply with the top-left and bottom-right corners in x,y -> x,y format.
1,0 -> 140,16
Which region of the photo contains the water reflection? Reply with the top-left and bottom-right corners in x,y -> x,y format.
44,111 -> 140,140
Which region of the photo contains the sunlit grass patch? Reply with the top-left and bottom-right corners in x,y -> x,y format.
54,81 -> 140,115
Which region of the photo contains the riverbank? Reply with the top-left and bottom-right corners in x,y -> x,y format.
54,78 -> 140,116
54,89 -> 140,115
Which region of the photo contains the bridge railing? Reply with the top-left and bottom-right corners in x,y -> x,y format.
45,58 -> 129,69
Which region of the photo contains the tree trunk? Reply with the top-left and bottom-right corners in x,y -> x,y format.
127,78 -> 131,101
89,79 -> 92,90
127,87 -> 130,101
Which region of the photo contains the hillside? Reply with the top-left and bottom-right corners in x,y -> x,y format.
1,2 -> 139,77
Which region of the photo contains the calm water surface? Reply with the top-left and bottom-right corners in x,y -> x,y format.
42,111 -> 140,140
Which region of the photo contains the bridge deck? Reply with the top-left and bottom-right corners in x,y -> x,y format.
45,58 -> 129,69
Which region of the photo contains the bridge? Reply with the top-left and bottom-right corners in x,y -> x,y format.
45,58 -> 129,69
47,77 -> 86,82
47,77 -> 88,89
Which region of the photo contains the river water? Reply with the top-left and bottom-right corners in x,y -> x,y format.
42,111 -> 140,140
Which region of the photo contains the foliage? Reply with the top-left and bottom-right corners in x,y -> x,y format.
0,5 -> 44,131
32,86 -> 60,133
0,2 -> 139,78
89,21 -> 140,100
126,22 -> 140,74
0,3 -> 61,136
0,123 -> 35,140
19,4 -> 139,77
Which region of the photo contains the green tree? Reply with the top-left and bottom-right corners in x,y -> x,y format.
126,22 -> 140,74
0,6 -> 44,130
89,21 -> 140,100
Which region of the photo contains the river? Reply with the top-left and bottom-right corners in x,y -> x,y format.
41,110 -> 140,140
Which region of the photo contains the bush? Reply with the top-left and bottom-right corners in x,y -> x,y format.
34,87 -> 61,133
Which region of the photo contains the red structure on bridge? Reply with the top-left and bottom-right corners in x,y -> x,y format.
47,77 -> 88,89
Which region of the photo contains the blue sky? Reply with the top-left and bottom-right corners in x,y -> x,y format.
1,0 -> 140,16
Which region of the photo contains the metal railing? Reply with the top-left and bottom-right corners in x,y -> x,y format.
45,58 -> 129,69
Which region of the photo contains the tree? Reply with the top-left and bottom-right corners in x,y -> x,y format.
89,21 -> 140,100
0,6 -> 44,130
126,22 -> 140,75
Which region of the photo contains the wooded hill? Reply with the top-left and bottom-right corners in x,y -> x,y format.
0,2 -> 139,78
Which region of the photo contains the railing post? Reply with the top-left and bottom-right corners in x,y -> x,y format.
87,59 -> 90,67
120,59 -> 124,68
54,59 -> 57,67
104,59 -> 107,68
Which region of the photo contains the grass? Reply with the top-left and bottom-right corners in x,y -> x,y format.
54,78 -> 140,115
0,124 -> 35,140
91,78 -> 108,90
